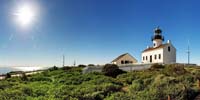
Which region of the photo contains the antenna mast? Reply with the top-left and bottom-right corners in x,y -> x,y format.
63,55 -> 65,67
186,40 -> 190,64
73,60 -> 76,67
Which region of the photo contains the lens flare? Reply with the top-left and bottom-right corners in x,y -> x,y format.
14,4 -> 36,27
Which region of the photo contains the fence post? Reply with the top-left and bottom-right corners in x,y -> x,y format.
168,95 -> 170,100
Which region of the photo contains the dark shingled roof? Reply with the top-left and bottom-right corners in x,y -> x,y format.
142,44 -> 168,53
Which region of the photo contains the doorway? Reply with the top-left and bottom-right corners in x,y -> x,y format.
150,55 -> 152,63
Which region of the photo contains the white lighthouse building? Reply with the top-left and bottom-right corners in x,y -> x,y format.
141,27 -> 176,64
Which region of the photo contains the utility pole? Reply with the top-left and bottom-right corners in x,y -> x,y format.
63,55 -> 65,67
73,60 -> 76,67
186,40 -> 190,65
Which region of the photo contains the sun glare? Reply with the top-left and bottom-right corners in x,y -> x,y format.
14,4 -> 36,27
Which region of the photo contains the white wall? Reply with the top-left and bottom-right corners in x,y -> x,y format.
141,43 -> 176,64
163,43 -> 176,64
153,39 -> 162,47
141,49 -> 163,64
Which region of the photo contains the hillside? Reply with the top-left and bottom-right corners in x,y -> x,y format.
0,64 -> 200,100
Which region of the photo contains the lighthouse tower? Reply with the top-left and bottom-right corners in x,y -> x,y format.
152,27 -> 164,48
142,27 -> 176,64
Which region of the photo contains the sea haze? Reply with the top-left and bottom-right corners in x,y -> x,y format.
0,66 -> 47,74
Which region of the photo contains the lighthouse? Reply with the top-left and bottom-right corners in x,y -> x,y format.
152,27 -> 164,48
141,27 -> 176,64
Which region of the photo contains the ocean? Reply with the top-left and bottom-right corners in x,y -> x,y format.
0,67 -> 48,75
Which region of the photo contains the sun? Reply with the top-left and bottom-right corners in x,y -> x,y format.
14,4 -> 36,27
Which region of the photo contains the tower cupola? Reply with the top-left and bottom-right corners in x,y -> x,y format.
152,27 -> 164,47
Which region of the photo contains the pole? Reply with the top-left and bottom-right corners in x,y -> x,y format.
187,40 -> 190,65
188,45 -> 190,65
74,60 -> 76,67
63,55 -> 65,67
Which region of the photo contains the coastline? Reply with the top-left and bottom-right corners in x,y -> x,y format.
0,66 -> 48,74
0,66 -> 48,80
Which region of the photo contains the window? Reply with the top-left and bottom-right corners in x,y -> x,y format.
159,54 -> 161,59
168,46 -> 170,52
154,55 -> 157,60
121,60 -> 124,64
143,56 -> 145,60
125,60 -> 129,64
146,56 -> 148,60
154,43 -> 155,46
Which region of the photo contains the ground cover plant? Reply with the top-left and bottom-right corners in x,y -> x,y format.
0,64 -> 200,100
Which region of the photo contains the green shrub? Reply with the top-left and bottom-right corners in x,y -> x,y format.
62,66 -> 72,71
30,76 -> 52,82
129,81 -> 144,91
117,74 -> 135,85
48,66 -> 58,71
0,89 -> 26,100
1,66 -> 199,100
105,92 -> 133,100
22,87 -> 33,96
21,73 -> 28,81
102,64 -> 125,78
150,63 -> 165,70
6,73 -> 11,79
78,64 -> 87,68
88,64 -> 95,66
0,81 -> 14,90
163,64 -> 187,76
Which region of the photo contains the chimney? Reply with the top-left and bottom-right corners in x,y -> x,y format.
167,40 -> 171,44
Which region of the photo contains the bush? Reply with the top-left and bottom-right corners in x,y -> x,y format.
5,73 -> 11,79
0,81 -> 14,90
62,66 -> 72,71
105,92 -> 134,100
150,63 -> 165,71
21,73 -> 28,81
78,64 -> 87,68
102,64 -> 125,78
22,87 -> 33,96
49,66 -> 58,71
163,64 -> 187,76
88,64 -> 95,66
1,65 -> 200,100
30,76 -> 52,82
129,81 -> 144,91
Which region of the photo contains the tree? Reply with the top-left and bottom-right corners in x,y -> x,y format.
78,64 -> 86,68
88,64 -> 95,66
49,66 -> 58,71
102,64 -> 125,78
6,73 -> 11,79
21,73 -> 28,81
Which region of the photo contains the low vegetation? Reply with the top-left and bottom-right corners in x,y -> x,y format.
102,64 -> 125,78
0,64 -> 200,100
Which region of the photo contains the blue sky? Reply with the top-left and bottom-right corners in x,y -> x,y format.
0,0 -> 199,67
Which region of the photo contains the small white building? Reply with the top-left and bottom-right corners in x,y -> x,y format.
141,27 -> 176,64
0,75 -> 6,80
111,53 -> 138,65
